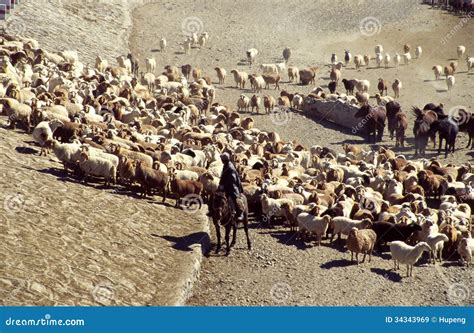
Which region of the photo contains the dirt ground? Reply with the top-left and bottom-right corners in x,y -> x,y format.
130,0 -> 474,305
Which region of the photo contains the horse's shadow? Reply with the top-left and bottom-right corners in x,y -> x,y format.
320,258 -> 353,269
155,232 -> 211,255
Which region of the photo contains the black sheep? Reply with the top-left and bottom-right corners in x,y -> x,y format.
328,81 -> 337,94
372,222 -> 422,251
341,78 -> 356,95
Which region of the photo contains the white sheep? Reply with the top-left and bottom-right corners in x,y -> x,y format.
354,55 -> 363,69
145,57 -> 156,73
393,53 -> 401,67
287,66 -> 299,82
297,213 -> 331,245
374,44 -> 384,54
159,38 -> 167,52
95,56 -> 108,73
384,53 -> 391,68
389,241 -> 431,277
32,120 -> 63,156
261,193 -> 293,223
60,50 -> 79,64
457,237 -> 474,267
79,151 -> 117,186
432,65 -> 442,80
214,67 -> 227,84
415,46 -> 422,59
392,79 -> 402,98
246,48 -> 258,65
275,62 -> 286,74
426,233 -> 449,264
466,56 -> 474,72
116,56 -> 132,73
291,94 -> 303,110
403,52 -> 411,65
183,38 -> 192,54
457,45 -> 466,59
198,34 -> 207,48
446,75 -> 455,91
355,79 -> 370,93
330,217 -> 372,242
230,69 -> 248,89
237,94 -> 250,112
260,64 -> 278,74
375,53 -> 383,68
0,98 -> 32,131
50,140 -> 82,171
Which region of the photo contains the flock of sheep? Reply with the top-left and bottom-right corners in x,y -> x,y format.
0,29 -> 473,279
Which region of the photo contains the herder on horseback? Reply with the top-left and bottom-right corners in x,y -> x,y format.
217,152 -> 245,221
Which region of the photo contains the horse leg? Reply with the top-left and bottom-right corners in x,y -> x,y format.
230,222 -> 237,247
214,223 -> 221,254
225,225 -> 231,256
438,137 -> 442,155
244,220 -> 252,250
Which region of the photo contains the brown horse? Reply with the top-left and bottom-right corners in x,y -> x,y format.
210,192 -> 251,255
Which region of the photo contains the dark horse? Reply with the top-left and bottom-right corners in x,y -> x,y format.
354,104 -> 386,143
209,192 -> 251,256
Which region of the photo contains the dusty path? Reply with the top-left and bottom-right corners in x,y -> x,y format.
130,1 -> 474,305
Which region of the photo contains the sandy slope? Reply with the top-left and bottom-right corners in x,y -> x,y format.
0,125 -> 209,305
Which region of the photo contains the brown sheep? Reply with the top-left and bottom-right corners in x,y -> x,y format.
298,66 -> 318,85
169,168 -> 203,209
329,68 -> 341,83
346,227 -> 377,264
241,117 -> 254,130
250,95 -> 261,114
417,170 -> 448,198
377,78 -> 388,96
134,160 -> 169,199
277,96 -> 290,107
262,74 -> 281,90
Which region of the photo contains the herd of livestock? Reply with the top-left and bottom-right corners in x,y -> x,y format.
0,31 -> 473,276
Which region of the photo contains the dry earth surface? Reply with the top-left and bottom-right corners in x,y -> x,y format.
0,0 -> 473,306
